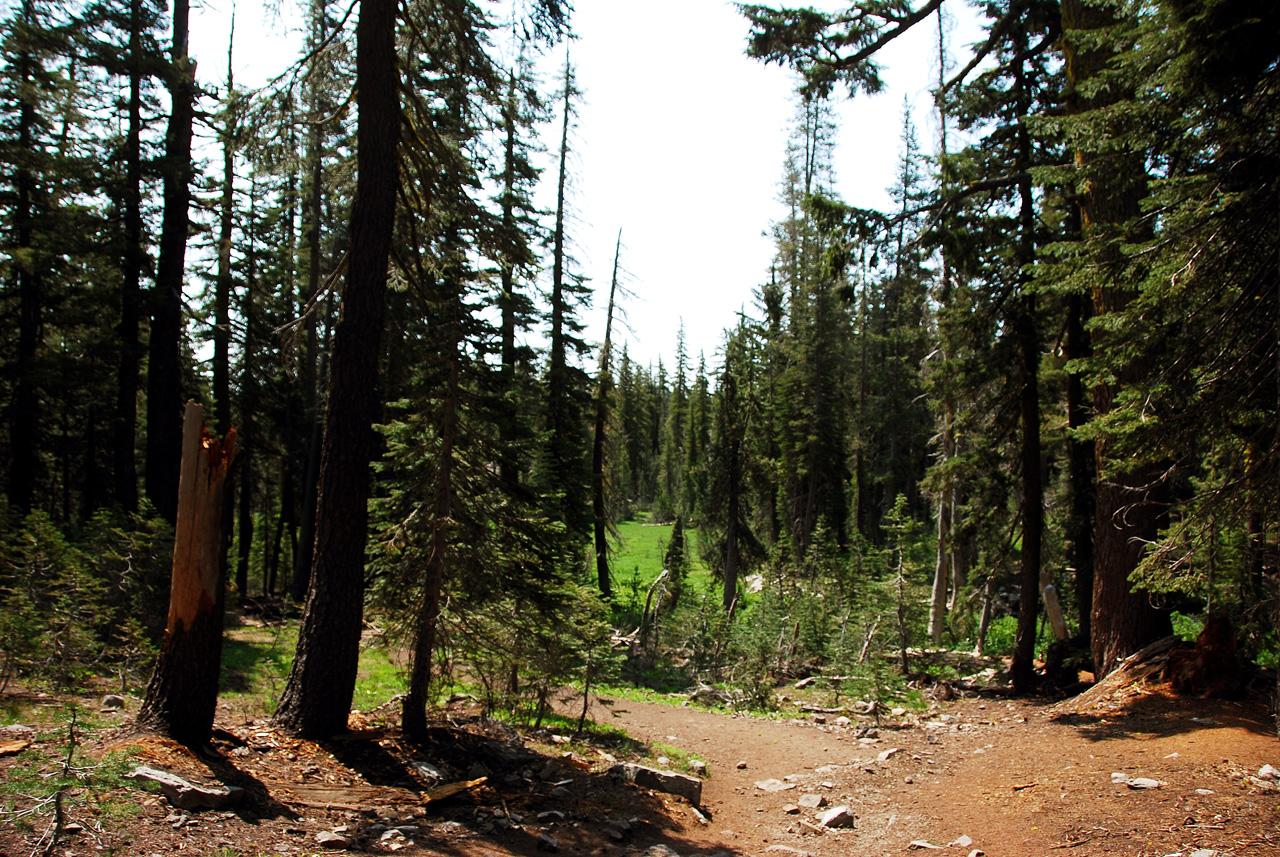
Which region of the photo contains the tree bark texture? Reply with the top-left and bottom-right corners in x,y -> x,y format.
146,0 -> 196,524
1010,99 -> 1042,693
1061,0 -> 1171,675
138,401 -> 239,746
273,0 -> 398,739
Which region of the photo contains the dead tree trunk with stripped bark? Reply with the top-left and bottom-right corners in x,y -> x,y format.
138,401 -> 239,746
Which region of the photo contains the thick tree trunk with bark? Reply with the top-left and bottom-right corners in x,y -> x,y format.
138,402 -> 239,746
146,0 -> 196,524
1061,0 -> 1171,675
273,0 -> 398,739
1009,102 -> 1042,693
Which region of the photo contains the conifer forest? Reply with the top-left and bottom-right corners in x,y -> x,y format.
1,0 -> 1279,752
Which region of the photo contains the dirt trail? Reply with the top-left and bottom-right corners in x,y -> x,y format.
598,689 -> 1280,857
4,684 -> 1277,857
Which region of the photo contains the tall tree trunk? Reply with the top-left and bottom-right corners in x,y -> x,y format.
1065,287 -> 1095,648
546,61 -> 578,534
1010,63 -> 1043,694
274,0 -> 399,739
1061,0 -> 1172,675
138,402 -> 238,746
402,282 -> 460,741
146,0 -> 196,524
592,231 -> 621,599
214,21 -> 235,437
927,7 -> 954,642
112,0 -> 145,513
498,69 -> 522,489
292,0 -> 330,601
8,0 -> 40,513
236,177 -> 260,603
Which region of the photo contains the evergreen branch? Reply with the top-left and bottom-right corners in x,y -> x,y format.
941,0 -> 1027,94
817,0 -> 944,75
258,0 -> 359,95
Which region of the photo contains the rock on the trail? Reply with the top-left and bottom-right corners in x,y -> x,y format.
101,693 -> 126,710
610,763 -> 702,805
1127,777 -> 1161,789
1258,764 -> 1279,780
754,778 -> 796,793
782,804 -> 800,814
127,766 -> 244,811
765,847 -> 810,857
798,793 -> 826,809
1188,850 -> 1218,857
949,834 -> 974,848
644,845 -> 681,857
689,759 -> 708,776
315,830 -> 353,850
907,841 -> 943,850
816,806 -> 854,828
834,716 -> 851,727
736,760 -> 748,769
537,833 -> 559,851
876,748 -> 901,762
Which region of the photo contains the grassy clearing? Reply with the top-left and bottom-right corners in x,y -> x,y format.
610,514 -> 714,611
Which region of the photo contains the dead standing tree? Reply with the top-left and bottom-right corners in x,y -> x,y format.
138,401 -> 239,746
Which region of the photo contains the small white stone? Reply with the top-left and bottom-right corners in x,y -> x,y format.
816,805 -> 854,828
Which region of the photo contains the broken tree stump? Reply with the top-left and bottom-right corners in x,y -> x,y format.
138,401 -> 239,746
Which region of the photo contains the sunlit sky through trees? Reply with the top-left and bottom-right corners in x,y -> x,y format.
189,0 -> 982,369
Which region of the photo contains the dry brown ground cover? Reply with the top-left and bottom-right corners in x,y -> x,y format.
2,662 -> 1278,857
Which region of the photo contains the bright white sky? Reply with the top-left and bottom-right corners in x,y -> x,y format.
188,0 -> 984,371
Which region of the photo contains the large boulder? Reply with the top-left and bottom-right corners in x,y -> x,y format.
609,763 -> 702,805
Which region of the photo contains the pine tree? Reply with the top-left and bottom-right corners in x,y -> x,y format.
0,0 -> 74,513
274,0 -> 400,739
542,57 -> 592,548
145,0 -> 197,524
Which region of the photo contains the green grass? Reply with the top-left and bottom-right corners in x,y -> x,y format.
611,514 -> 714,615
646,740 -> 709,776
220,622 -> 405,718
220,624 -> 298,715
352,647 -> 406,711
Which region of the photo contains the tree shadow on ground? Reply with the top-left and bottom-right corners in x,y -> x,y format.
196,744 -> 299,823
1046,689 -> 1275,743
